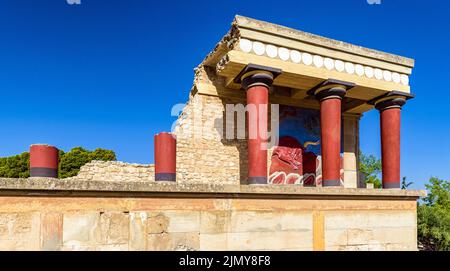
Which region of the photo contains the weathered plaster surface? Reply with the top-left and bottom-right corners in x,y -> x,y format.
0,178 -> 424,251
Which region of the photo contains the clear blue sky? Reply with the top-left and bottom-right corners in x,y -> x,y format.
1,0 -> 449,189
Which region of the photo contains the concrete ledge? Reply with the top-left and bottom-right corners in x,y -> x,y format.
0,178 -> 426,200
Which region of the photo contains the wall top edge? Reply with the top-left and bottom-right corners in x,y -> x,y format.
233,15 -> 415,68
0,178 -> 426,199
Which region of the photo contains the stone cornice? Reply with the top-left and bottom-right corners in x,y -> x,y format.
0,178 -> 426,200
234,15 -> 415,68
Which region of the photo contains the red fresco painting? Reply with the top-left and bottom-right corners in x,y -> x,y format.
269,106 -> 344,186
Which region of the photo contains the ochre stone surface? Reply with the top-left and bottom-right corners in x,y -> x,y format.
0,178 -> 423,251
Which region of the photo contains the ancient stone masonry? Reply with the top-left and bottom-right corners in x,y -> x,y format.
73,161 -> 155,183
0,178 -> 425,251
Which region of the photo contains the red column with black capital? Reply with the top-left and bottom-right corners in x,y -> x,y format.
375,95 -> 409,189
310,80 -> 354,187
236,64 -> 281,185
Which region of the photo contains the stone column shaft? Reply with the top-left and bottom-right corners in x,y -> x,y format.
372,92 -> 413,189
235,64 -> 281,185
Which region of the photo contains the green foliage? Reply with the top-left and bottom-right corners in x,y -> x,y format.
59,147 -> 117,178
359,153 -> 382,188
0,152 -> 30,178
0,147 -> 116,179
418,177 -> 450,251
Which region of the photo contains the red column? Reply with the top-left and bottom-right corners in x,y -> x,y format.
30,144 -> 59,178
236,65 -> 281,185
375,97 -> 406,189
247,85 -> 269,184
310,81 -> 353,187
154,132 -> 176,182
320,97 -> 343,186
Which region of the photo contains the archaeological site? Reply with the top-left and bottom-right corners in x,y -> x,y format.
0,15 -> 425,251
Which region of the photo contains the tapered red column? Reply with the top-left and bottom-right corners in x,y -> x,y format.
154,132 -> 176,182
375,96 -> 408,189
30,144 -> 59,178
236,64 -> 281,185
309,80 -> 354,187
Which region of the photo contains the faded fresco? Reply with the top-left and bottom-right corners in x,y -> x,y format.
269,105 -> 344,186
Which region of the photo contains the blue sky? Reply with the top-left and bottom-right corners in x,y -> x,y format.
0,0 -> 449,189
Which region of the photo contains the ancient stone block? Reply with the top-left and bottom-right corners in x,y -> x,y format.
129,212 -> 147,251
371,227 -> 416,245
347,229 -> 374,245
199,233 -> 228,251
99,212 -> 129,245
41,212 -> 63,251
227,231 -> 312,251
147,233 -> 172,251
325,211 -> 416,230
0,212 -> 40,251
147,212 -> 169,234
200,211 -> 230,234
162,211 -> 200,233
325,229 -> 348,247
63,212 -> 101,248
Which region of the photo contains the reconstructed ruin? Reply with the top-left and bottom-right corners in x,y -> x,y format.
0,16 -> 424,251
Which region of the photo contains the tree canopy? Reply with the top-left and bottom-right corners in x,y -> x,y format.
418,177 -> 450,251
0,147 -> 116,179
359,153 -> 382,188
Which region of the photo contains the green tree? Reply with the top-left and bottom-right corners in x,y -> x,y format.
418,177 -> 450,251
58,147 -> 117,178
359,153 -> 382,188
0,152 -> 30,178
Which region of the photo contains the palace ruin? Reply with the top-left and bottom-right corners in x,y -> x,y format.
0,15 -> 424,251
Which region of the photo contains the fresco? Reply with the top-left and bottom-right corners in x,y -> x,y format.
269,105 -> 344,186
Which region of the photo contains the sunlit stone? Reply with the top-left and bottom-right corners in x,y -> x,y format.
335,60 -> 345,72
345,62 -> 355,74
313,55 -> 324,68
324,58 -> 334,70
252,41 -> 265,55
374,68 -> 383,80
290,50 -> 301,63
302,53 -> 313,65
266,44 -> 278,58
355,64 -> 364,76
401,74 -> 409,85
239,39 -> 252,53
392,72 -> 401,83
383,70 -> 392,82
365,66 -> 374,78
278,47 -> 290,61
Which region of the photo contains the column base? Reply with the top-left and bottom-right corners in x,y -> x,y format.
322,180 -> 342,187
30,167 -> 58,178
383,182 -> 401,189
155,173 -> 176,182
248,177 -> 268,185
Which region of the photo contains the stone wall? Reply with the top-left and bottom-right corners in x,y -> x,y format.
0,178 -> 423,251
174,92 -> 248,185
73,161 -> 155,183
